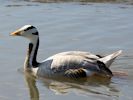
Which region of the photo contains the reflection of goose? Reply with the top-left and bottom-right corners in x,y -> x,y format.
25,72 -> 39,100
11,25 -> 122,78
24,71 -> 119,99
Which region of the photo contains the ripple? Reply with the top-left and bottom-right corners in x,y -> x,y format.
5,4 -> 39,7
24,0 -> 133,4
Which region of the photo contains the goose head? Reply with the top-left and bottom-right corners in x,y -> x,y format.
10,25 -> 39,42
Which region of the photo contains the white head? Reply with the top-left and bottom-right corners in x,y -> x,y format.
10,25 -> 39,42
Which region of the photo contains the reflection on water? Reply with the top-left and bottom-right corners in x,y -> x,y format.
24,71 -> 119,100
25,72 -> 39,100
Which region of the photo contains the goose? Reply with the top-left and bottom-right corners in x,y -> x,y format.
10,25 -> 122,78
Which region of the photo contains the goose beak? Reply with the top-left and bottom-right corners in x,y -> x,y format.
10,30 -> 21,36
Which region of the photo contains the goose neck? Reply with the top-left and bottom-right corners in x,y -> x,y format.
24,37 -> 39,70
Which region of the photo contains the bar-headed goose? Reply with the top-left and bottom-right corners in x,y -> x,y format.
10,25 -> 122,78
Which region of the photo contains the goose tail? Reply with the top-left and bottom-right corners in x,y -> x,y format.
98,50 -> 122,68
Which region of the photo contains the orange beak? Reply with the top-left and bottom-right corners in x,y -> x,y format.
10,29 -> 21,36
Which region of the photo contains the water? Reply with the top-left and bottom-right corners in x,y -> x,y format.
0,0 -> 133,100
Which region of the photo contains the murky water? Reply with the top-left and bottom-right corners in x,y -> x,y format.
0,0 -> 133,100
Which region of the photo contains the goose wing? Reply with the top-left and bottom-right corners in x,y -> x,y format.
41,51 -> 112,77
51,54 -> 112,77
49,55 -> 100,77
37,51 -> 122,78
64,68 -> 88,78
47,51 -> 99,70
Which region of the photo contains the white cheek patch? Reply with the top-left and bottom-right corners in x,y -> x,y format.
22,28 -> 38,37
29,28 -> 37,34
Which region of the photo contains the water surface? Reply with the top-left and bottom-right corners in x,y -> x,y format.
0,0 -> 133,100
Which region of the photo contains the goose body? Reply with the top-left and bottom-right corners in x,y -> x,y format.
11,25 -> 122,78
